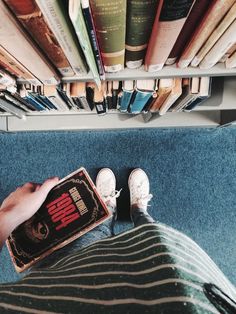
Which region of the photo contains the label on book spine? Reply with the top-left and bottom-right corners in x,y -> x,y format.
90,0 -> 126,70
125,0 -> 158,65
159,0 -> 194,21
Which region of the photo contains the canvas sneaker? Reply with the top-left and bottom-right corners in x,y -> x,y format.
96,168 -> 121,214
128,168 -> 153,211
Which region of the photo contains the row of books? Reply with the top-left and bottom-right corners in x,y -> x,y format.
0,0 -> 235,88
0,77 -> 212,119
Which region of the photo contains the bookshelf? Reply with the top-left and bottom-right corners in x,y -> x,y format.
0,76 -> 235,132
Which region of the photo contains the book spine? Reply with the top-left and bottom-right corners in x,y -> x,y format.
35,0 -> 87,77
4,0 -> 75,77
0,96 -> 26,119
81,0 -> 105,79
177,0 -> 235,68
129,91 -> 152,114
69,0 -> 100,88
166,0 -> 211,65
226,50 -> 236,68
0,45 -> 41,85
145,0 -> 195,72
191,2 -> 236,67
0,1 -> 59,85
125,0 -> 158,69
90,0 -> 126,73
199,19 -> 236,69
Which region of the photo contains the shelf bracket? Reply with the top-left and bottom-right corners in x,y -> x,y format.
219,110 -> 236,128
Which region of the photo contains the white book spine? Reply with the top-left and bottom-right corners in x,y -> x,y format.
36,0 -> 87,76
225,51 -> 236,68
199,19 -> 236,69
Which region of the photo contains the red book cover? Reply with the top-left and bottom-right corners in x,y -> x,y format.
6,167 -> 111,273
166,0 -> 212,64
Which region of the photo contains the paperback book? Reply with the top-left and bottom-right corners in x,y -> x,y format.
6,167 -> 111,272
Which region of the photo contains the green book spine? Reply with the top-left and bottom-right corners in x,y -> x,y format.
69,0 -> 100,87
125,0 -> 159,69
90,0 -> 127,73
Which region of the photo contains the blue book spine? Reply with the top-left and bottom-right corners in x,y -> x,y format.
119,91 -> 134,112
82,5 -> 105,79
25,96 -> 47,111
129,91 -> 152,114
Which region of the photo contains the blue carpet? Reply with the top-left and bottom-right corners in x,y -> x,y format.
0,127 -> 236,285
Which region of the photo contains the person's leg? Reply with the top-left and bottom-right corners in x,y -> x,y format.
128,168 -> 155,227
33,168 -> 120,269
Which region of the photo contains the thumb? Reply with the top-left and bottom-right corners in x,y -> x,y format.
37,177 -> 60,196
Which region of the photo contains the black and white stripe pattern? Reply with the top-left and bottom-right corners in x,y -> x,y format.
0,223 -> 235,313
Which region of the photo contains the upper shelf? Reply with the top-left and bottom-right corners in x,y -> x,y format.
61,63 -> 236,82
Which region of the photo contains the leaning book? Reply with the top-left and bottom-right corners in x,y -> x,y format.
6,167 -> 111,273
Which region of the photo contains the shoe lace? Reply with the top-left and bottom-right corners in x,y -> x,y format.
102,189 -> 122,203
134,193 -> 153,209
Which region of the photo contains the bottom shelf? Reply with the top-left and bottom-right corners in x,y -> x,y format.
1,111 -> 221,132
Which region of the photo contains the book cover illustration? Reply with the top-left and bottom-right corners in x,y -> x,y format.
6,167 -> 111,272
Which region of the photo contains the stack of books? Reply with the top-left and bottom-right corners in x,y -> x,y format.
0,0 -> 235,118
0,78 -> 212,119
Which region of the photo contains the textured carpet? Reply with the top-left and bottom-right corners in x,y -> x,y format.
0,127 -> 235,285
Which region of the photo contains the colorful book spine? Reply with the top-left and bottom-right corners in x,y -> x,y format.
36,0 -> 87,77
129,91 -> 153,114
145,0 -> 195,72
177,0 -> 235,68
119,81 -> 134,112
191,2 -> 236,67
81,0 -> 105,80
90,0 -> 127,73
69,0 -> 100,88
199,19 -> 236,69
4,0 -> 74,77
0,1 -> 59,85
0,45 -> 40,85
166,0 -> 212,65
125,0 -> 158,69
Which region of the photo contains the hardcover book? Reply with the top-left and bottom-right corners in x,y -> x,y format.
6,167 -> 111,273
4,0 -> 75,77
177,0 -> 235,68
191,2 -> 236,67
90,0 -> 127,73
145,0 -> 195,72
125,0 -> 158,69
129,80 -> 155,114
0,1 -> 59,85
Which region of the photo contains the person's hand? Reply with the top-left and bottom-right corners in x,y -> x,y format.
0,177 -> 59,227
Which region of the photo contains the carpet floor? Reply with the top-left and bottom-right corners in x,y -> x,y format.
0,127 -> 235,285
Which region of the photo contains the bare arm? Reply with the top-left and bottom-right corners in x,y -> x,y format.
0,177 -> 59,248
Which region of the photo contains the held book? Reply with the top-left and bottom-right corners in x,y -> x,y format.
125,0 -> 158,69
4,0 -> 75,77
145,0 -> 195,72
6,167 -> 111,273
90,0 -> 127,73
177,0 -> 235,68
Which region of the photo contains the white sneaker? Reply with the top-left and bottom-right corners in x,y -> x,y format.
96,168 -> 121,213
128,168 -> 153,211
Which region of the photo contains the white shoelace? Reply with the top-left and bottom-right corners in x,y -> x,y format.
134,193 -> 153,209
102,189 -> 122,204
